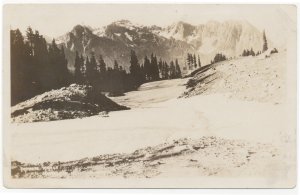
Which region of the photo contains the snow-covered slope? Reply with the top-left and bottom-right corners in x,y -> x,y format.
12,135 -> 285,181
9,51 -> 295,185
182,50 -> 285,104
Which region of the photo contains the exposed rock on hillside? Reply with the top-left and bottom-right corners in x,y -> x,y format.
11,136 -> 281,179
11,84 -> 129,123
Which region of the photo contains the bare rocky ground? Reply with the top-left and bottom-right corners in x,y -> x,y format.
11,84 -> 128,123
11,136 -> 281,179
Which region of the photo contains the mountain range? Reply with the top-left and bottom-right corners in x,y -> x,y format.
56,20 -> 269,72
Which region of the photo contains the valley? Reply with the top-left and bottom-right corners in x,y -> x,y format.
10,52 -> 295,186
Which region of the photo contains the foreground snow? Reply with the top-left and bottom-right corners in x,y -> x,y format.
10,91 -> 295,183
9,53 -> 296,184
12,136 -> 285,179
10,83 -> 295,181
10,92 -> 294,159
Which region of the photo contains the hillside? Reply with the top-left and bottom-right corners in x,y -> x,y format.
181,50 -> 285,104
11,84 -> 128,123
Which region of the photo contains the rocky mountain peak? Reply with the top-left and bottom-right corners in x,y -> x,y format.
71,25 -> 93,37
112,19 -> 132,26
56,19 -> 268,72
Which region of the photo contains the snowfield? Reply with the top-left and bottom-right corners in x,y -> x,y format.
182,51 -> 286,104
9,51 -> 296,186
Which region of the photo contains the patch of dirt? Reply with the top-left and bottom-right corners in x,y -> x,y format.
11,84 -> 129,123
11,136 -> 282,179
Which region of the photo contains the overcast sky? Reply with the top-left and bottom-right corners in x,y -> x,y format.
4,4 -> 296,46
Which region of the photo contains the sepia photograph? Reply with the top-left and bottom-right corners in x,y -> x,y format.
2,3 -> 297,188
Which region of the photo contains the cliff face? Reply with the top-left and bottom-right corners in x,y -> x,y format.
56,20 -> 266,71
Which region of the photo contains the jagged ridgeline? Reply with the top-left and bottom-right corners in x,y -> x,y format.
11,20 -> 268,106
57,20 -> 267,71
10,26 -> 182,106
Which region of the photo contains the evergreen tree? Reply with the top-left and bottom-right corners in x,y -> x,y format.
32,30 -> 49,92
250,48 -> 255,56
262,30 -> 268,52
242,49 -> 247,56
26,27 -> 34,57
154,55 -> 160,80
11,29 -> 29,105
86,52 -> 98,84
46,38 -> 69,90
175,59 -> 182,78
161,61 -> 166,79
242,48 -> 256,57
140,64 -> 146,83
270,48 -> 278,54
58,45 -> 69,86
109,60 -> 122,95
193,54 -> 197,68
165,62 -> 170,79
47,39 -> 62,89
129,50 -> 141,87
143,55 -> 151,81
129,50 -> 139,75
158,58 -> 163,79
162,61 -> 169,79
11,27 -> 71,105
187,53 -> 191,70
212,53 -> 227,63
114,60 -> 119,70
198,55 -> 201,68
169,61 -> 176,79
99,55 -> 107,73
150,53 -> 159,81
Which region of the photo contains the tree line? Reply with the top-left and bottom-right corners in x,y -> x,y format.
241,30 -> 271,57
73,50 -> 182,96
11,27 -> 183,105
211,53 -> 227,64
241,48 -> 261,57
11,27 -> 70,105
186,53 -> 201,70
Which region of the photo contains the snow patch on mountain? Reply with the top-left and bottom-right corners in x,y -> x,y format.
93,26 -> 106,37
112,20 -> 143,30
56,19 -> 273,71
124,32 -> 133,41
